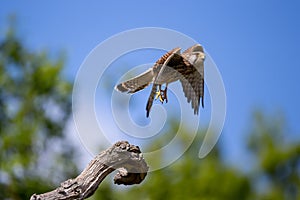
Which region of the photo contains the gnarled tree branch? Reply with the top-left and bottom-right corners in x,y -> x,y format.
30,141 -> 148,200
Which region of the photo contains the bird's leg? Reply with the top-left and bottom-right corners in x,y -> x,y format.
155,85 -> 164,103
162,84 -> 168,103
155,84 -> 169,103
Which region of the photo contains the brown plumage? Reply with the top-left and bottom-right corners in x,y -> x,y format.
115,44 -> 205,117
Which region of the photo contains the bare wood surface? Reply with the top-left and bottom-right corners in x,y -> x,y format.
30,141 -> 148,200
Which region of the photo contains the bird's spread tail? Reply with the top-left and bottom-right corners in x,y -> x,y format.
115,69 -> 153,93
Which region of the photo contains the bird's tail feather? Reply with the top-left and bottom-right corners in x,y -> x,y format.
115,69 -> 153,93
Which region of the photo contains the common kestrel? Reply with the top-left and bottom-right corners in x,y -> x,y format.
115,44 -> 205,117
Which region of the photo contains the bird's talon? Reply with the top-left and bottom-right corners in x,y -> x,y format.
155,90 -> 165,103
155,90 -> 161,100
163,89 -> 168,103
159,96 -> 164,103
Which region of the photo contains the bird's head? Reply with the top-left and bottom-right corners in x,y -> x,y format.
183,44 -> 206,66
190,44 -> 205,60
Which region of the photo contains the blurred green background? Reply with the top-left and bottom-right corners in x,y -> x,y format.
1,19 -> 299,200
1,1 -> 300,199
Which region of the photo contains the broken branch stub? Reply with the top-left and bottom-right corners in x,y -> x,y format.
30,141 -> 148,200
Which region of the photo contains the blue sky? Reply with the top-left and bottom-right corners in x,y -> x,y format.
1,1 -> 299,167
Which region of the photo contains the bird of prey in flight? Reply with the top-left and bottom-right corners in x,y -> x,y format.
115,44 -> 205,117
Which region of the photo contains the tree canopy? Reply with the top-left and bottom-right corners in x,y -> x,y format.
0,23 -> 299,200
90,112 -> 300,200
0,24 -> 79,199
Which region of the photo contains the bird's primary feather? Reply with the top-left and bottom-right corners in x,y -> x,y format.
115,44 -> 205,117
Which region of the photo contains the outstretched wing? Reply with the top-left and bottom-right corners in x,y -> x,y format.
181,44 -> 205,114
145,47 -> 181,117
115,47 -> 181,95
160,52 -> 204,115
115,69 -> 154,93
179,69 -> 204,115
154,48 -> 181,84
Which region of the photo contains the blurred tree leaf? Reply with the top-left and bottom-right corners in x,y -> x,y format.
0,21 -> 78,199
90,123 -> 252,200
248,110 -> 300,200
1,18 -> 299,200
90,112 -> 299,200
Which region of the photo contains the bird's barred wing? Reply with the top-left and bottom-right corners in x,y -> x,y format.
115,47 -> 182,94
160,52 -> 204,115
179,69 -> 204,115
145,47 -> 181,117
181,44 -> 205,114
115,69 -> 154,93
154,48 -> 181,84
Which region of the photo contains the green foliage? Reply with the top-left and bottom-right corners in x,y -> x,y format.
0,24 -> 78,199
1,21 -> 299,200
90,128 -> 251,200
248,111 -> 300,200
90,113 -> 300,200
